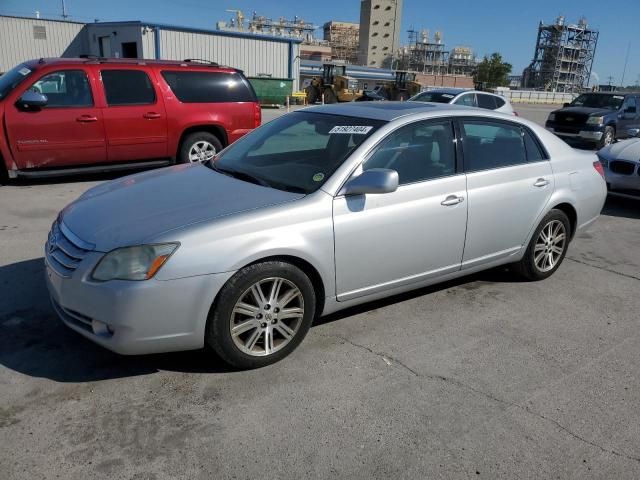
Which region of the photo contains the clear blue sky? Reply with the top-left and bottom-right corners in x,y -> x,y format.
2,0 -> 638,86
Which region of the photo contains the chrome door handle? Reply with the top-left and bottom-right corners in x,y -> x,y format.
533,178 -> 550,187
441,195 -> 464,206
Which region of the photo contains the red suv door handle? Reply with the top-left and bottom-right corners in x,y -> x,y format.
143,112 -> 161,119
76,115 -> 98,123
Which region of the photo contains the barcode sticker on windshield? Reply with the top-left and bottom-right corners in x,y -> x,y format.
329,126 -> 373,135
18,67 -> 31,76
441,94 -> 454,98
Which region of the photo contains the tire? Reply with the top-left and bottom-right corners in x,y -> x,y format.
306,86 -> 318,104
323,88 -> 337,104
178,132 -> 223,164
597,126 -> 615,149
206,261 -> 316,369
515,209 -> 571,281
0,163 -> 8,186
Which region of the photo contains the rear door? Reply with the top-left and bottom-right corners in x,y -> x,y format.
454,93 -> 477,107
618,96 -> 639,139
459,118 -> 553,269
5,68 -> 106,169
96,66 -> 168,162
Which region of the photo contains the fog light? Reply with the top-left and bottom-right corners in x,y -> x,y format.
92,320 -> 114,337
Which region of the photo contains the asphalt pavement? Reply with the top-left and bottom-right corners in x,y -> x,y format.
1,104 -> 639,480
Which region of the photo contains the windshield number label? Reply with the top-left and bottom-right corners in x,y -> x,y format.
329,126 -> 373,135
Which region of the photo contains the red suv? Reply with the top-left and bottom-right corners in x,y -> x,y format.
0,58 -> 261,180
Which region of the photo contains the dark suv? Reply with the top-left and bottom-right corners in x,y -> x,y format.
0,58 -> 260,180
545,92 -> 640,149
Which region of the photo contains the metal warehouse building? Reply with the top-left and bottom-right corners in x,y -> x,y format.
0,15 -> 301,86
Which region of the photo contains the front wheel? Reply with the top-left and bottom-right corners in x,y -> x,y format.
206,261 -> 316,369
515,209 -> 570,281
597,126 -> 615,149
178,132 -> 223,164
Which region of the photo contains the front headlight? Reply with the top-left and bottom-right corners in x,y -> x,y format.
92,243 -> 179,281
548,113 -> 556,122
586,116 -> 604,125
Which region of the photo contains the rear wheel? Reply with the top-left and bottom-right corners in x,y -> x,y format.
597,126 -> 615,149
179,132 -> 223,164
515,209 -> 570,281
206,261 -> 316,369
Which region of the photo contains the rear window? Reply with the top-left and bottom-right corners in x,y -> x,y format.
161,71 -> 257,103
101,70 -> 156,106
477,94 -> 497,110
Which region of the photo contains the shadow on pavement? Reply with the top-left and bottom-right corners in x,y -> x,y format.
601,195 -> 640,220
0,256 -> 522,383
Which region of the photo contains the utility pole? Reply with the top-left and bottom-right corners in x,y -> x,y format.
61,0 -> 68,19
620,41 -> 631,88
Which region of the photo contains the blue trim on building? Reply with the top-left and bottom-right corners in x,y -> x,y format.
153,26 -> 162,59
288,42 -> 294,80
92,20 -> 303,45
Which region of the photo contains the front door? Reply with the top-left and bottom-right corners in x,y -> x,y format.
97,67 -> 168,162
5,68 -> 106,169
459,118 -> 554,268
333,119 -> 468,301
618,96 -> 639,139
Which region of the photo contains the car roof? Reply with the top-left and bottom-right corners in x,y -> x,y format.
301,101 -> 480,122
23,57 -> 239,73
423,88 -> 468,95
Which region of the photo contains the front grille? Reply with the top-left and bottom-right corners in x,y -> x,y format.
45,220 -> 94,277
555,126 -> 580,134
609,160 -> 637,176
556,113 -> 589,125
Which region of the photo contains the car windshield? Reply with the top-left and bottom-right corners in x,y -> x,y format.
209,111 -> 385,194
410,91 -> 457,103
0,63 -> 34,100
570,94 -> 624,110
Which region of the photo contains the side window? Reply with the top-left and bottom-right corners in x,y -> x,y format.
461,120 -> 526,171
623,96 -> 637,115
364,120 -> 456,185
101,70 -> 156,106
454,93 -> 476,107
249,119 -> 330,156
494,96 -> 506,108
161,71 -> 257,103
477,94 -> 497,110
523,129 -> 546,162
29,70 -> 93,107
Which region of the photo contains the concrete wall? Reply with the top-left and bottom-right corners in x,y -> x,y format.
0,16 -> 87,72
358,0 -> 403,67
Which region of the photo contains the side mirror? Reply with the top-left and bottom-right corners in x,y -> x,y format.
563,102 -> 570,108
17,91 -> 48,109
340,168 -> 399,196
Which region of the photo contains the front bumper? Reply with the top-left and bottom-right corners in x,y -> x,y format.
545,123 -> 603,142
45,253 -> 235,355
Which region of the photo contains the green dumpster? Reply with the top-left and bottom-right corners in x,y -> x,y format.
248,77 -> 293,106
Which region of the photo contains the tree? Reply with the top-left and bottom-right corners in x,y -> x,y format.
473,53 -> 512,90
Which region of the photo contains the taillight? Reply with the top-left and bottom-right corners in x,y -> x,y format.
254,103 -> 261,128
593,160 -> 605,179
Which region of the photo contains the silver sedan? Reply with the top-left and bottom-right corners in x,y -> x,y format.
45,102 -> 607,368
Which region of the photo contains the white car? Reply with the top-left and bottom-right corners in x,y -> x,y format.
410,88 -> 516,115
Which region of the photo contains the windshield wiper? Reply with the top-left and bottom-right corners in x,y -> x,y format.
210,163 -> 271,188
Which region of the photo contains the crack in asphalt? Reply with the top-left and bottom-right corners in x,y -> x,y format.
566,257 -> 640,282
317,331 -> 640,464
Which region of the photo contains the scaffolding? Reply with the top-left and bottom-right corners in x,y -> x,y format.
522,16 -> 598,92
397,29 -> 449,75
449,46 -> 476,76
323,21 -> 359,64
217,10 -> 317,42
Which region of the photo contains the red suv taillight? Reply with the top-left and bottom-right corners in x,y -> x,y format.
254,103 -> 261,128
593,161 -> 605,179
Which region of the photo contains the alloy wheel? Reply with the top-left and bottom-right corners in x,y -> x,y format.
604,130 -> 614,146
188,141 -> 216,163
533,220 -> 567,273
229,277 -> 305,357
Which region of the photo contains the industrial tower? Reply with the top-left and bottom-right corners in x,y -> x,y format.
522,16 -> 598,92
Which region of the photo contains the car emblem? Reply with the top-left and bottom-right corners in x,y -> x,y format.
566,117 -> 573,121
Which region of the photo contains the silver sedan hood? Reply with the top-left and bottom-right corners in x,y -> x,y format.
60,163 -> 304,251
